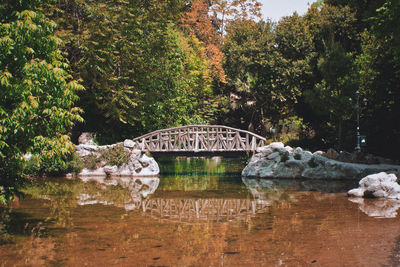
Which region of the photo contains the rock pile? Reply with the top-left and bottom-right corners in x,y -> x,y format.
75,138 -> 159,177
242,142 -> 400,179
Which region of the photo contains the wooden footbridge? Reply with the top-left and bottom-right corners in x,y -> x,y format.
140,198 -> 270,223
132,125 -> 266,156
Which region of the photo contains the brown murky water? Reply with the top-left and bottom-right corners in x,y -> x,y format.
1,158 -> 400,266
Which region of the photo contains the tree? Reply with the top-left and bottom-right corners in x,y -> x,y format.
223,20 -> 288,134
210,0 -> 262,36
355,0 -> 400,158
296,3 -> 360,150
181,0 -> 226,83
0,2 -> 83,204
47,0 -> 225,143
304,41 -> 357,149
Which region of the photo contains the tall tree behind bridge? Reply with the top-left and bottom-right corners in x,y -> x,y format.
46,0 -> 223,143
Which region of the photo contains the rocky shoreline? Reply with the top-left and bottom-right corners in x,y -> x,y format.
242,142 -> 400,180
72,133 -> 159,178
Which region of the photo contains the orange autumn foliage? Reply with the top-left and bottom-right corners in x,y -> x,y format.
181,0 -> 226,83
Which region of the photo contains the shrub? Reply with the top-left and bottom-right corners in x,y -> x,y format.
81,144 -> 129,170
99,144 -> 129,167
66,152 -> 84,174
83,154 -> 100,170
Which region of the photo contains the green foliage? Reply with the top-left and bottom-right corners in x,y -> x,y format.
223,16 -> 315,135
0,208 -> 13,244
0,3 -> 83,204
304,40 -> 357,149
354,0 -> 400,158
81,144 -> 129,170
266,116 -> 308,144
25,147 -> 84,176
83,154 -> 99,170
99,144 -> 129,167
66,151 -> 84,174
44,0 -> 222,143
223,20 -> 278,131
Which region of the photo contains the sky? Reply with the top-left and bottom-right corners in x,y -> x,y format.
259,0 -> 316,22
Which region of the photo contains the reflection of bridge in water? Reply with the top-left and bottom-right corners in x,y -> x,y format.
78,177 -> 272,223
140,198 -> 270,222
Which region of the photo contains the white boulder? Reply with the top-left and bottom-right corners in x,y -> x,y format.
123,139 -> 137,149
268,142 -> 285,150
348,172 -> 400,199
78,132 -> 96,145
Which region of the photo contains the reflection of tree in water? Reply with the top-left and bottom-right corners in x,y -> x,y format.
158,157 -> 246,176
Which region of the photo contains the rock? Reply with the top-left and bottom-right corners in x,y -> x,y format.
284,146 -> 294,153
123,139 -> 136,149
268,142 -> 285,151
347,188 -> 364,197
242,143 -> 400,179
301,151 -> 313,162
338,151 -> 352,163
79,167 -> 107,177
75,144 -> 100,157
103,165 -> 118,176
267,152 -> 280,160
78,132 -> 96,145
294,147 -> 303,153
256,146 -> 273,156
131,149 -> 142,158
65,173 -> 74,179
326,148 -> 339,160
313,150 -> 326,157
75,140 -> 159,177
347,172 -> 400,199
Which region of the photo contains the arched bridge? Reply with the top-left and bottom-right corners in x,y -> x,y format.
132,125 -> 266,155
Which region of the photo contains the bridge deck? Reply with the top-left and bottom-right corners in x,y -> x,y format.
132,125 -> 266,153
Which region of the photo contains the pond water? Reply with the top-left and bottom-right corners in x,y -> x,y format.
1,157 -> 400,266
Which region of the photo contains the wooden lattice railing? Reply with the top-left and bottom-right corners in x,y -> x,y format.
141,198 -> 269,222
132,125 -> 266,153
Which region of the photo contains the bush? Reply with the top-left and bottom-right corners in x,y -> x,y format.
99,144 -> 129,167
66,152 -> 84,174
83,154 -> 100,170
81,144 -> 129,170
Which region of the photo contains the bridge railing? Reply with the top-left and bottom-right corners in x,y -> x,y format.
132,125 -> 266,153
